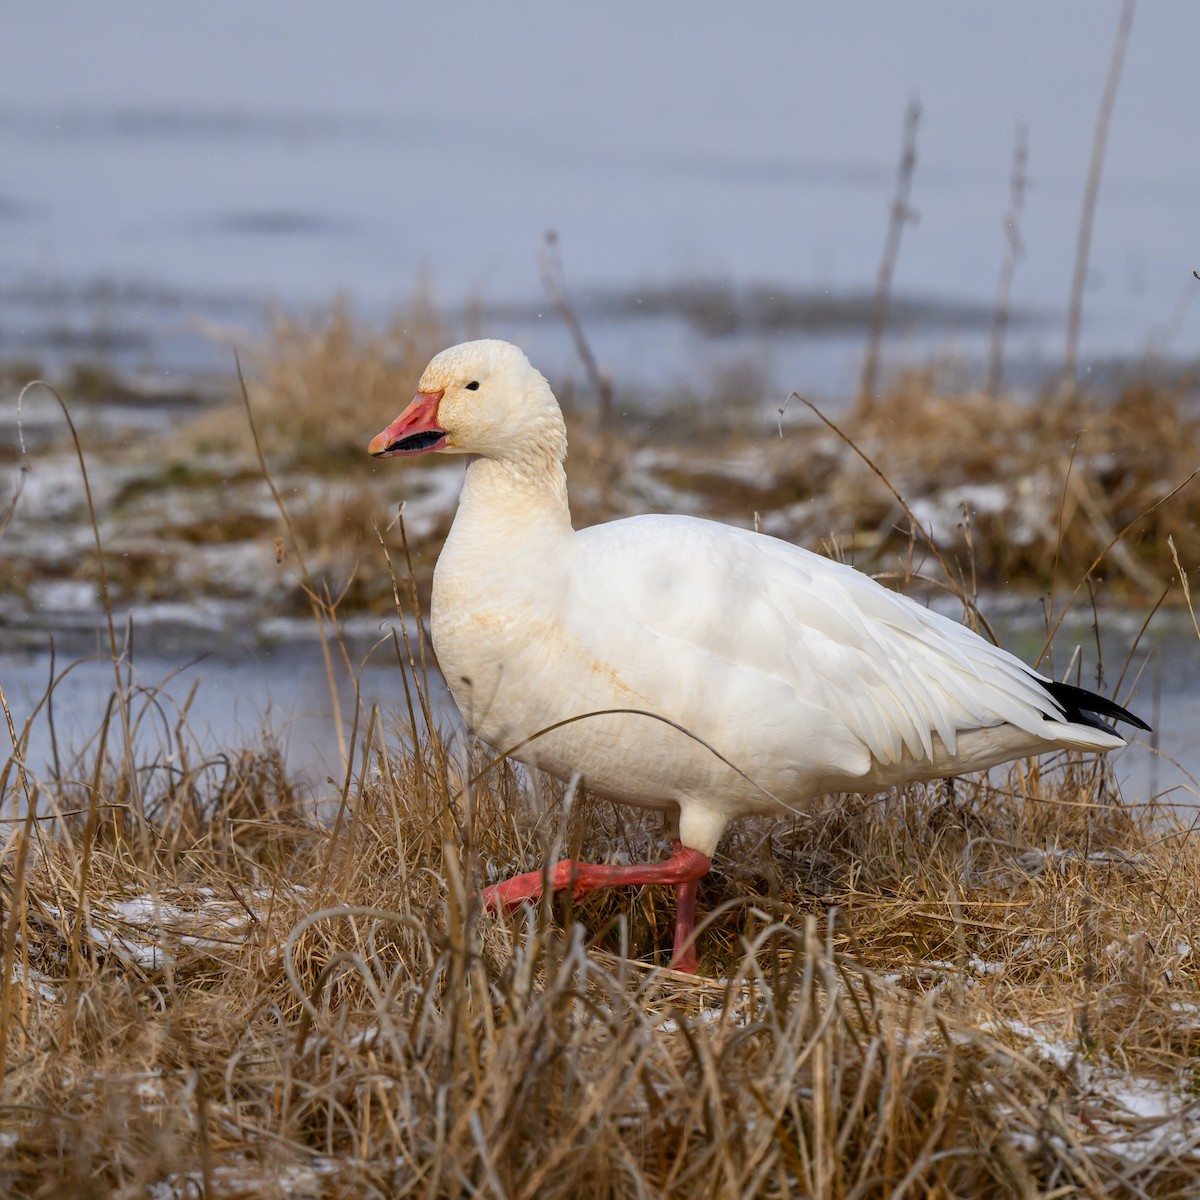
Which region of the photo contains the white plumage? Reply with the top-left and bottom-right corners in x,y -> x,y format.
369,339 -> 1145,971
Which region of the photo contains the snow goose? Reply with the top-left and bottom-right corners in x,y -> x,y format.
368,339 -> 1148,973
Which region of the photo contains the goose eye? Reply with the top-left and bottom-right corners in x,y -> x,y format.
465,380 -> 480,391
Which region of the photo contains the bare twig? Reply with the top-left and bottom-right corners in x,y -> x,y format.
859,99 -> 921,415
0,465 -> 27,540
1168,535 -> 1200,645
1039,465 -> 1197,658
15,385 -> 122,696
1060,0 -> 1136,402
235,354 -> 349,766
986,124 -> 1029,399
797,393 -> 1000,644
538,230 -> 614,435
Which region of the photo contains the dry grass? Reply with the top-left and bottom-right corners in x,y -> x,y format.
3,305 -> 1200,1195
620,367 -> 1200,606
183,290 -> 449,472
817,372 -> 1200,597
2,642 -> 1199,1198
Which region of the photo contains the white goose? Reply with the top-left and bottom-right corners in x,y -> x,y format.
369,339 -> 1147,972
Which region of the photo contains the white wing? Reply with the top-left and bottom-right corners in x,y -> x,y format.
563,514 -> 1102,776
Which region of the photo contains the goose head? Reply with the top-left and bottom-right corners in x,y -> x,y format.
368,339 -> 567,467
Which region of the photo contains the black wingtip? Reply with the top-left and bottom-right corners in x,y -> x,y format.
1034,676 -> 1152,734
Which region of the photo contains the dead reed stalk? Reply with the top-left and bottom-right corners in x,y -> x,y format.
858,98 -> 921,417
986,124 -> 1030,399
538,230 -> 619,493
538,231 -> 614,436
1061,0 -> 1136,403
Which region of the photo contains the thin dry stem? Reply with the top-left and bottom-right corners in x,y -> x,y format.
986,123 -> 1029,399
858,98 -> 921,416
1061,0 -> 1136,401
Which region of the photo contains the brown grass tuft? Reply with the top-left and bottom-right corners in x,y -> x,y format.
4,306 -> 1200,1195
740,368 -> 1200,601
184,289 -> 448,472
3,635 -> 1199,1196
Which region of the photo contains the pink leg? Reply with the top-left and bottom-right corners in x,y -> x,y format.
482,841 -> 712,972
671,874 -> 701,973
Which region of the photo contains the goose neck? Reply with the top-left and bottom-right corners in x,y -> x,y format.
457,452 -> 573,535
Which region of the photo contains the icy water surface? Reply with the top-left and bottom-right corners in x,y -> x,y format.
2,3 -> 1199,395
0,614 -> 451,789
1,604 -> 1195,817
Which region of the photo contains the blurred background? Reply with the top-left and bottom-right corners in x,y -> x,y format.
2,1 -> 1197,399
